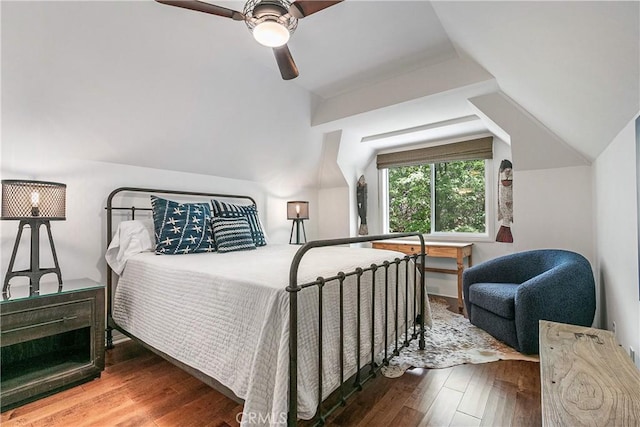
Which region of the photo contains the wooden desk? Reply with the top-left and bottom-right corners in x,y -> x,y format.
539,320 -> 640,426
371,240 -> 473,312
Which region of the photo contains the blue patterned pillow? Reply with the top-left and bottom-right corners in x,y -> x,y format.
151,196 -> 216,254
210,217 -> 256,253
211,199 -> 267,247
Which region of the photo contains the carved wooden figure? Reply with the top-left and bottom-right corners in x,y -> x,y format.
496,159 -> 513,243
357,175 -> 368,235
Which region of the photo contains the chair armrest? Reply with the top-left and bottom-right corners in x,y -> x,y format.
514,263 -> 596,354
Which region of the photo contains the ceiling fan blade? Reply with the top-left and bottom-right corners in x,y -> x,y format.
273,45 -> 299,80
288,1 -> 343,19
156,0 -> 245,21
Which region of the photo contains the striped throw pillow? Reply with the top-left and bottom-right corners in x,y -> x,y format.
211,199 -> 267,247
210,217 -> 256,253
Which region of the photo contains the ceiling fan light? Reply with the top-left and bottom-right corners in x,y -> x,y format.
253,21 -> 290,47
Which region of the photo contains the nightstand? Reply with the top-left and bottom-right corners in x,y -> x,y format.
0,278 -> 105,412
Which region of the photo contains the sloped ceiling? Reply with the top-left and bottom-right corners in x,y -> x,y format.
432,0 -> 639,160
2,1 -> 638,185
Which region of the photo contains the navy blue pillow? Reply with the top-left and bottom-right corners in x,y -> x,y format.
210,217 -> 256,253
151,196 -> 215,254
211,199 -> 266,247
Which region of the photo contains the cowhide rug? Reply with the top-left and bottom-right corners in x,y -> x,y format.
382,297 -> 538,378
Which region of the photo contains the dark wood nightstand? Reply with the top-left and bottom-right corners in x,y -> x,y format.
0,279 -> 105,412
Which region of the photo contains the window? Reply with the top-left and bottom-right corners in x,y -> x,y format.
378,137 -> 492,237
385,160 -> 488,234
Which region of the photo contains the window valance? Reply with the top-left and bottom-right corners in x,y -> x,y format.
376,137 -> 493,169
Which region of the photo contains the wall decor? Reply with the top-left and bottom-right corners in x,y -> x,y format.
496,160 -> 513,243
357,175 -> 368,235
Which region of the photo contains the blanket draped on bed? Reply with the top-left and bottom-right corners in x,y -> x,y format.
111,244 -> 431,426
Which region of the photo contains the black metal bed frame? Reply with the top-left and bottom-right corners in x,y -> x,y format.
105,187 -> 426,426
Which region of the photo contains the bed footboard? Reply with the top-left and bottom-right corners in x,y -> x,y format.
287,233 -> 426,426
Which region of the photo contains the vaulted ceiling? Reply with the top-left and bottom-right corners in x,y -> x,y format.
2,1 -> 638,185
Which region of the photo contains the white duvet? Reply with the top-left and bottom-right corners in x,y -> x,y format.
111,244 -> 431,426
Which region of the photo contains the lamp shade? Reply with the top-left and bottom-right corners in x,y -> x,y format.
287,201 -> 309,220
1,180 -> 66,220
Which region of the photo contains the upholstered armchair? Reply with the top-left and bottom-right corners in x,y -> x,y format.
462,249 -> 596,354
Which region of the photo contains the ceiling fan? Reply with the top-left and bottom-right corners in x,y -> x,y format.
156,0 -> 343,80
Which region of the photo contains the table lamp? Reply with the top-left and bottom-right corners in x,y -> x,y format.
1,180 -> 66,294
287,201 -> 308,244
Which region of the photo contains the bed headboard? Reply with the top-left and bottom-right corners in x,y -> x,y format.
104,186 -> 258,340
106,186 -> 256,240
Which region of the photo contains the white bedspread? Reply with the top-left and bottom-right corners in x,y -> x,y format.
112,244 -> 431,426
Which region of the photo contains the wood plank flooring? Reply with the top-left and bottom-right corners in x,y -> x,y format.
1,339 -> 541,426
1,298 -> 540,426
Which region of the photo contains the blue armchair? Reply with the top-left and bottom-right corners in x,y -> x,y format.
462,249 -> 596,354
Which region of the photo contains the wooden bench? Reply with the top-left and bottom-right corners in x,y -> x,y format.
539,320 -> 640,426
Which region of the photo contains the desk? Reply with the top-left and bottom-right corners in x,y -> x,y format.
539,320 -> 640,426
371,240 -> 473,312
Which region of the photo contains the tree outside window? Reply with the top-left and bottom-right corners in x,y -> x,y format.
387,160 -> 486,234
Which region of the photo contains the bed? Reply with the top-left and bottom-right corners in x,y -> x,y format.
105,187 -> 429,426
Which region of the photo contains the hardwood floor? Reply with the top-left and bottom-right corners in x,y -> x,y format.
1,337 -> 541,427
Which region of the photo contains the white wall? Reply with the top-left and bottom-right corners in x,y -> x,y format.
316,131 -> 350,239
317,187 -> 349,240
2,1 -> 323,187
0,154 -> 317,288
513,166 -> 594,261
469,92 -> 591,170
594,114 -> 640,366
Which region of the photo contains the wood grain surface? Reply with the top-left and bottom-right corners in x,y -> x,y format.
539,320 -> 640,426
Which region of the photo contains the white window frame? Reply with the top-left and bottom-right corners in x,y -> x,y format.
380,159 -> 495,242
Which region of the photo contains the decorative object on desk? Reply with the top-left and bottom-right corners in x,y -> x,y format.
496,159 -> 514,243
357,174 -> 368,235
287,200 -> 308,244
381,297 -> 537,377
1,180 -> 66,295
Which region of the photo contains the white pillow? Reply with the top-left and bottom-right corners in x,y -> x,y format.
105,219 -> 155,275
259,217 -> 269,244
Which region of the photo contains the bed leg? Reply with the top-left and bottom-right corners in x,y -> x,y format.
106,326 -> 114,349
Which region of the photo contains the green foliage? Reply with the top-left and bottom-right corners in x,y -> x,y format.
388,160 -> 486,234
388,165 -> 431,233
